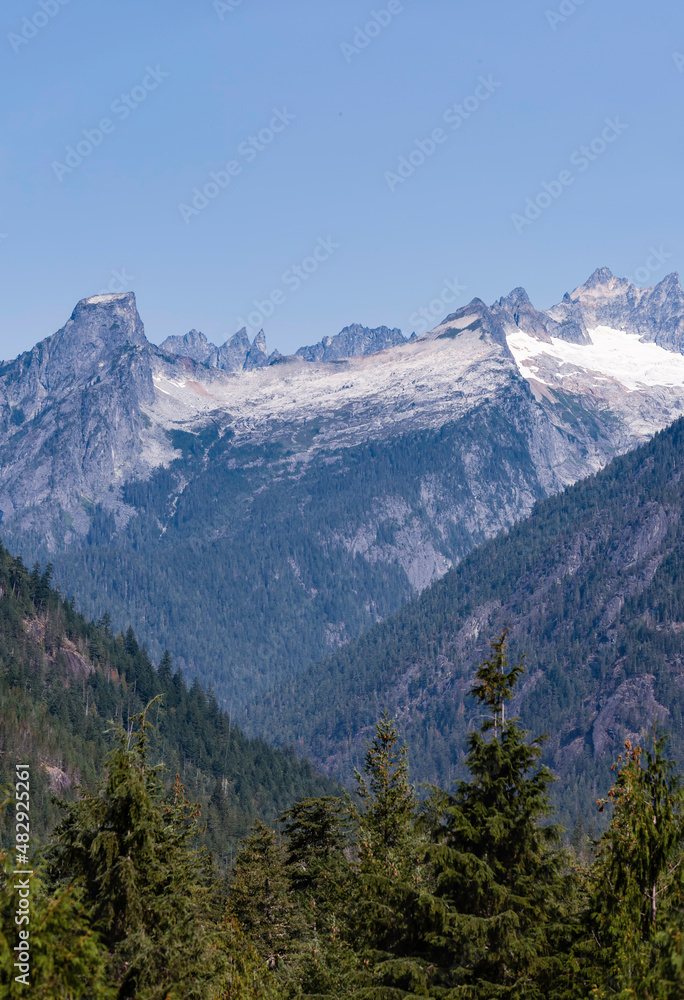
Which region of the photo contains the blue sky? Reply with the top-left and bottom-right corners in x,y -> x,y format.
1,0 -> 683,358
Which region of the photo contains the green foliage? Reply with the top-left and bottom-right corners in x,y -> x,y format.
414,635 -> 573,997
0,848 -> 111,999
227,821 -> 293,969
354,714 -> 419,882
48,707 -> 225,999
0,537 -> 339,861
578,734 -> 684,998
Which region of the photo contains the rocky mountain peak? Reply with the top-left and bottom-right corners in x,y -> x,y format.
492,287 -> 552,343
43,291 -> 148,388
244,330 -> 269,369
580,266 -> 616,289
570,268 -> 631,308
434,298 -> 512,355
159,329 -> 217,366
295,323 -> 406,363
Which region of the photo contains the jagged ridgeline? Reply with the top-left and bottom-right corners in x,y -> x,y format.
0,544 -> 337,859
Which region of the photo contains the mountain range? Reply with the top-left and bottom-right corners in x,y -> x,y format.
0,268 -> 683,720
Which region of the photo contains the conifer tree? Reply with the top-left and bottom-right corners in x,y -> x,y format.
228,820 -> 293,970
349,714 -> 431,998
280,797 -> 358,998
421,631 -> 572,997
0,831 -> 110,999
49,702 -> 224,999
354,712 -> 419,883
282,796 -> 353,923
582,733 -> 684,998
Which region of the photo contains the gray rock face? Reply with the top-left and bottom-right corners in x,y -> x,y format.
0,292 -> 155,543
295,323 -> 406,362
569,268 -> 684,351
159,326 -> 271,371
437,297 -> 513,353
243,330 -> 269,369
159,329 -> 218,367
493,287 -> 552,343
493,286 -> 590,344
217,328 -> 251,370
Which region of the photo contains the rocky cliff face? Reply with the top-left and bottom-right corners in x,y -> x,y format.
1,269 -> 684,706
0,293 -> 156,542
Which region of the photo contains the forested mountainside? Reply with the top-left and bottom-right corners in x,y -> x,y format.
0,541 -> 336,861
4,642 -> 684,998
254,416 -> 684,828
3,268 -> 684,709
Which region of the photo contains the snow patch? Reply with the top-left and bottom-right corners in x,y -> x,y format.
83,293 -> 130,305
507,325 -> 684,390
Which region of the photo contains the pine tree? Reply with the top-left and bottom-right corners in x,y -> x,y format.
354,712 -> 419,884
282,796 -> 353,924
421,631 -> 573,997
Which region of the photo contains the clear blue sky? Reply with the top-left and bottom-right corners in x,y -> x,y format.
1,0 -> 683,358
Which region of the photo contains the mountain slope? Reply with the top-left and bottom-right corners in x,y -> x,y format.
254,417 -> 684,826
1,270 -> 683,707
0,542 -> 337,860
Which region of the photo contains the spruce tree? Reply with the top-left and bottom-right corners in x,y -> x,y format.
282,796 -> 353,924
0,840 -> 110,999
280,797 -> 358,998
354,713 -> 419,884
